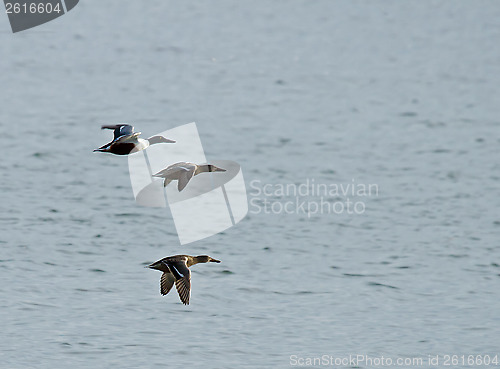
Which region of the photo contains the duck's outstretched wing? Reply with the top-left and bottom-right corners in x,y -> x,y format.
160,272 -> 175,295
153,166 -> 184,178
174,276 -> 191,305
165,258 -> 192,305
153,162 -> 194,177
153,163 -> 196,192
101,124 -> 135,140
177,168 -> 196,192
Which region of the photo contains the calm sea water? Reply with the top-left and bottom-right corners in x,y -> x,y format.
1,1 -> 500,368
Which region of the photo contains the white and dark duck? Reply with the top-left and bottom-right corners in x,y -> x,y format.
93,124 -> 175,155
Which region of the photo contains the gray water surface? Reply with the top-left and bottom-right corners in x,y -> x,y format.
1,1 -> 500,368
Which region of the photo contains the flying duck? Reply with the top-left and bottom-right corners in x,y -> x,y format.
93,124 -> 175,155
148,255 -> 221,305
153,162 -> 226,191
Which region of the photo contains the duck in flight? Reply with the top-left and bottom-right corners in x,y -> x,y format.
153,162 -> 226,192
93,124 -> 175,155
148,254 -> 221,305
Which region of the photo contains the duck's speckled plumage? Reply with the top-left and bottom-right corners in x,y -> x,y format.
148,255 -> 221,305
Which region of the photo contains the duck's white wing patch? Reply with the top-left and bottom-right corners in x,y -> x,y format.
167,261 -> 191,280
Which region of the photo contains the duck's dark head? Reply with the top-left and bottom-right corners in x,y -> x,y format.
195,255 -> 221,263
148,136 -> 176,145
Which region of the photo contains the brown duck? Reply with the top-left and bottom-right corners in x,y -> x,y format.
148,255 -> 220,305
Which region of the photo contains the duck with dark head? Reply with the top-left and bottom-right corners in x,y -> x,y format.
148,254 -> 221,305
93,124 -> 175,155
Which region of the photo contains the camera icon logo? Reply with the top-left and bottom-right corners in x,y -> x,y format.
4,0 -> 79,33
128,122 -> 248,245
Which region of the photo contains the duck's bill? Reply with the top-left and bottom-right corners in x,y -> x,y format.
210,258 -> 221,263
